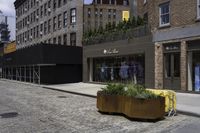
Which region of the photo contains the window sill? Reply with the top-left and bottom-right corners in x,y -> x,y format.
195,17 -> 200,22
158,24 -> 171,29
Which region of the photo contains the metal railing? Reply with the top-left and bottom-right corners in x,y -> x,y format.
83,25 -> 151,45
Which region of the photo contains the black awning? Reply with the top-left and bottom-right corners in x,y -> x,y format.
2,44 -> 82,67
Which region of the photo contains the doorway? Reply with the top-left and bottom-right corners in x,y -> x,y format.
164,53 -> 180,90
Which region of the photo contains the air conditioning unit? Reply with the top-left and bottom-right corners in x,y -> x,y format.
36,16 -> 39,19
17,41 -> 20,43
27,21 -> 30,24
25,8 -> 27,11
25,38 -> 27,41
40,31 -> 43,35
48,8 -> 51,12
30,36 -> 33,39
36,0 -> 39,2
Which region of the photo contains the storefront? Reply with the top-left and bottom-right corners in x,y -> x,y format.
187,40 -> 200,92
83,35 -> 155,88
93,54 -> 145,84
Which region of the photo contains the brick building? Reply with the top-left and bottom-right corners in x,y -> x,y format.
83,0 -> 130,32
137,0 -> 200,92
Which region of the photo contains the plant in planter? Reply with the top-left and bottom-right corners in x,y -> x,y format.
97,83 -> 165,120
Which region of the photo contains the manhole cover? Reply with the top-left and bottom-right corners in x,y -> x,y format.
0,112 -> 19,118
57,96 -> 68,98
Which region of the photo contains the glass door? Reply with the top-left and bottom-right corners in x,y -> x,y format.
164,53 -> 180,90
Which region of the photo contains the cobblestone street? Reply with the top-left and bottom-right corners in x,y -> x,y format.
0,80 -> 199,133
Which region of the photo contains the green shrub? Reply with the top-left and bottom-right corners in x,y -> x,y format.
101,83 -> 159,99
101,83 -> 126,95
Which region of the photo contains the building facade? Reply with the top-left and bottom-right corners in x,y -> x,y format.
15,0 -> 83,49
83,0 -> 130,32
83,25 -> 155,88
137,0 -> 200,92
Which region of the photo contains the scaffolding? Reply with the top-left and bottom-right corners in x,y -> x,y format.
2,65 -> 41,84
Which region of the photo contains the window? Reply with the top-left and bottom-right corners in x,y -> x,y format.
159,2 -> 170,27
113,9 -> 116,19
144,12 -> 148,24
40,5 -> 43,18
63,0 -> 67,4
58,0 -> 62,8
53,16 -> 56,31
58,36 -> 62,44
36,25 -> 39,38
48,39 -> 51,44
88,8 -> 91,18
95,8 -> 98,17
40,23 -> 43,36
48,19 -> 51,33
53,37 -> 56,44
70,8 -> 76,24
108,9 -> 111,18
63,11 -> 67,27
44,3 -> 47,16
198,0 -> 200,19
100,9 -> 103,18
44,21 -> 47,35
58,14 -> 62,29
63,34 -> 67,45
70,33 -> 76,46
53,0 -> 56,9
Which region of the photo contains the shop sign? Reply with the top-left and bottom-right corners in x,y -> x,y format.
103,49 -> 119,55
164,45 -> 179,51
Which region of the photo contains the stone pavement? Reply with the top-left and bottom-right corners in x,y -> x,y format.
43,82 -> 200,117
0,79 -> 200,133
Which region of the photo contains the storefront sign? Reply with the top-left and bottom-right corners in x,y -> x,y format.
103,49 -> 119,55
165,45 -> 179,51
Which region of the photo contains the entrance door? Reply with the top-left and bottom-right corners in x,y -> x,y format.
164,53 -> 180,90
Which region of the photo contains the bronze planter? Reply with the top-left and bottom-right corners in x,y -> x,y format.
97,92 -> 124,113
97,91 -> 165,120
124,97 -> 165,119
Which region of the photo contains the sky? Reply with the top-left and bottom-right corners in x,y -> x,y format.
0,0 -> 16,41
0,0 -> 93,41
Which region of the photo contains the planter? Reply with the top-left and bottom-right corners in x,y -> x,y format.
97,91 -> 124,113
124,97 -> 165,119
97,91 -> 165,120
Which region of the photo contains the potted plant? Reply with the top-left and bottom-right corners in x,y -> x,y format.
97,83 -> 165,120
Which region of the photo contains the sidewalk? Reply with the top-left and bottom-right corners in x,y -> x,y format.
43,82 -> 200,117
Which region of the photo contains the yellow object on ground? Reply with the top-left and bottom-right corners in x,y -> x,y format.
147,89 -> 176,114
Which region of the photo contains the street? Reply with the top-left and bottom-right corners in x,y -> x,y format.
0,80 -> 199,133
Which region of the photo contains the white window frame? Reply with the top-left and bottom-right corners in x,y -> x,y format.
159,2 -> 170,27
197,0 -> 200,19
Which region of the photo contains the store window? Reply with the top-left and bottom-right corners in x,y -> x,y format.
193,52 -> 200,92
197,0 -> 200,19
93,55 -> 145,84
159,2 -> 170,27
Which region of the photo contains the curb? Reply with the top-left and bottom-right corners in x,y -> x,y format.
177,110 -> 200,118
42,86 -> 97,98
